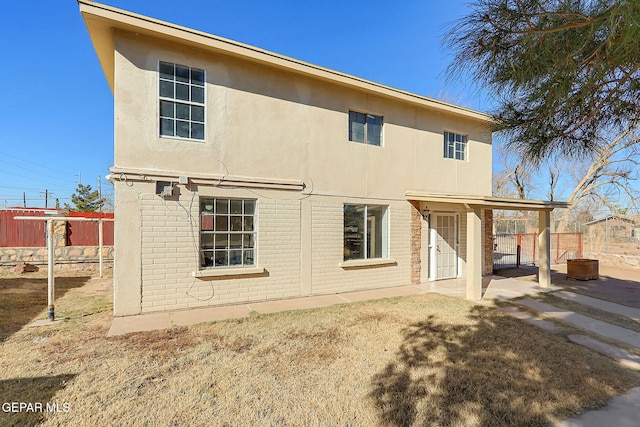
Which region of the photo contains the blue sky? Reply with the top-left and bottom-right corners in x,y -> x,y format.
0,0 -> 489,209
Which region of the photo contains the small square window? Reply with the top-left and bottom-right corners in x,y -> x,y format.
444,131 -> 467,161
349,111 -> 382,146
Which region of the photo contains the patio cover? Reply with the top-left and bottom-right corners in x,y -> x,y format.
406,192 -> 570,300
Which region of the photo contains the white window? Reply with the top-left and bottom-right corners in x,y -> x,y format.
344,204 -> 388,261
200,198 -> 256,268
159,61 -> 205,140
444,131 -> 467,160
349,111 -> 383,146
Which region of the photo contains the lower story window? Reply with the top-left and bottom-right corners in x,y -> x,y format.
200,198 -> 256,268
344,204 -> 388,261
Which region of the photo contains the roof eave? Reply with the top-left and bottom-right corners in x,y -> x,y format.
78,0 -> 493,123
406,192 -> 570,211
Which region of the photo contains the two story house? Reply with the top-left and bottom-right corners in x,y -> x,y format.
80,1 -> 564,317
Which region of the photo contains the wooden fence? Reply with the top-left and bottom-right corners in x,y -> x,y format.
0,209 -> 114,247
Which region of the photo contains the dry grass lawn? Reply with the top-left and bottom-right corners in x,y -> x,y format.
1,272 -> 639,426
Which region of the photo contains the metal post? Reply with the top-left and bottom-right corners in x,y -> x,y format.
605,216 -> 609,253
99,219 -> 104,278
47,219 -> 55,321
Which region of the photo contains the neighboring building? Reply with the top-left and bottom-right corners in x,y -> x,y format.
585,215 -> 639,242
79,1 -> 567,317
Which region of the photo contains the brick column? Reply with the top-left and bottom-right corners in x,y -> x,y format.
409,200 -> 421,284
482,210 -> 493,275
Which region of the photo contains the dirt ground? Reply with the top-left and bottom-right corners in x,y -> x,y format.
1,269 -> 638,426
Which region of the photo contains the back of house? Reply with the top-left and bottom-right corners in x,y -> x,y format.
79,1 -> 494,316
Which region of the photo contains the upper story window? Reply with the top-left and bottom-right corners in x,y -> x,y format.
444,131 -> 467,160
159,61 -> 205,140
349,111 -> 383,146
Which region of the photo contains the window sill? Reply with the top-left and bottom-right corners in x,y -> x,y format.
339,258 -> 397,269
192,266 -> 265,278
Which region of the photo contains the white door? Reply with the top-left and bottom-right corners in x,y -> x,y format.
430,213 -> 458,280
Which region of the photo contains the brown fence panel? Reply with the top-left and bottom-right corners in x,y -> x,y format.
66,212 -> 114,247
0,210 -> 46,247
494,232 -> 583,270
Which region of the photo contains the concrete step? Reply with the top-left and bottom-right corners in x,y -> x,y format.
552,291 -> 640,321
516,298 -> 640,349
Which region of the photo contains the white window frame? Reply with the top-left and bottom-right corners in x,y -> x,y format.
158,61 -> 206,141
199,198 -> 256,269
349,110 -> 383,146
444,131 -> 468,161
343,204 -> 389,261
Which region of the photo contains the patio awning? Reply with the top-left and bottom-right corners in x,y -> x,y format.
405,192 -> 570,211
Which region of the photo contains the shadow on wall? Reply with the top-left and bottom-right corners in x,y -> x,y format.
0,276 -> 90,343
369,306 -> 633,426
0,374 -> 76,426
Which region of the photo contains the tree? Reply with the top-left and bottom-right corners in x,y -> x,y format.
445,0 -> 640,162
66,183 -> 105,212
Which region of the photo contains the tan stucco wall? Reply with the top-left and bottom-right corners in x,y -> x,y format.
113,32 -> 492,199
110,31 -> 493,315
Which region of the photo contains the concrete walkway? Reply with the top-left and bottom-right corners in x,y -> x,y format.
554,386 -> 640,427
552,290 -> 640,321
108,275 -> 556,336
516,298 -> 640,348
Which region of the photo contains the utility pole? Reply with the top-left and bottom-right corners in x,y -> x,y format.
78,171 -> 82,186
41,190 -> 53,209
98,175 -> 102,213
23,192 -> 26,208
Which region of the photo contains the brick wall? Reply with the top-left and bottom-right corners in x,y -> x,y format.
311,200 -> 411,295
409,200 -> 421,284
483,209 -> 494,275
139,191 -> 302,313
133,189 -> 415,313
